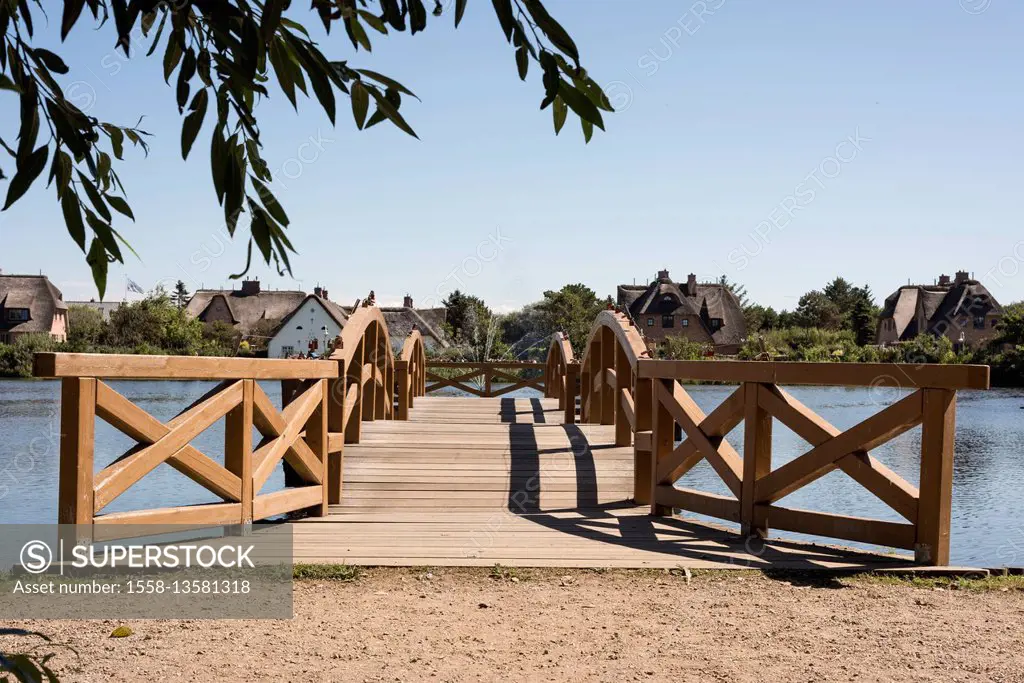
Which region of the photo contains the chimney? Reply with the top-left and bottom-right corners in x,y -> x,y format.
403,294 -> 413,308
321,289 -> 328,301
954,270 -> 970,285
240,278 -> 261,296
938,274 -> 951,287
687,273 -> 697,296
656,269 -> 670,282
314,285 -> 323,298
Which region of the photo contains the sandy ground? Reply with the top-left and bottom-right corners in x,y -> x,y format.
3,568 -> 1024,683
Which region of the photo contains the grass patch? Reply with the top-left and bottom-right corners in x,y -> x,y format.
853,573 -> 1024,592
489,564 -> 529,581
293,563 -> 361,582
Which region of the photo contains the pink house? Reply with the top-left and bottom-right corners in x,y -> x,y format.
0,274 -> 68,343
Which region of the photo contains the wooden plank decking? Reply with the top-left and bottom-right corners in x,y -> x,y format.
292,397 -> 910,569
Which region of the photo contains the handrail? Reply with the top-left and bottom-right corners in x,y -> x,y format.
544,331 -> 578,424
424,360 -> 546,397
396,329 -> 427,419
577,309 -> 653,504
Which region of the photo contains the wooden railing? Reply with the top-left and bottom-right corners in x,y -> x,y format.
395,329 -> 427,420
544,332 -> 578,424
425,361 -> 546,397
35,305 -> 422,536
576,312 -> 991,565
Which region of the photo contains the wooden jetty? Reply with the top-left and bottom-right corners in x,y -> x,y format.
35,308 -> 991,567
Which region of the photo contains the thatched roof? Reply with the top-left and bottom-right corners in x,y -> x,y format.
185,288 -> 307,330
339,305 -> 449,351
880,277 -> 1003,341
0,275 -> 67,335
617,272 -> 746,347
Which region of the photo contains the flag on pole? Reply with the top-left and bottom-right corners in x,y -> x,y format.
126,277 -> 144,294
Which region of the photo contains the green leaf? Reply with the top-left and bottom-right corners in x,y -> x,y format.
358,10 -> 388,34
78,172 -> 112,222
268,40 -> 297,109
559,81 -> 604,130
261,0 -> 285,43
345,16 -> 372,51
181,89 -> 208,160
62,0 -> 87,40
355,69 -> 419,99
581,118 -> 593,144
491,0 -> 515,41
367,87 -> 418,138
106,195 -> 135,221
86,238 -> 108,299
61,190 -> 87,250
553,95 -> 567,134
251,177 -> 289,226
104,124 -> 125,160
84,208 -> 124,262
32,48 -> 69,74
515,46 -> 528,81
296,44 -> 336,124
350,81 -> 369,129
163,35 -> 183,83
523,0 -> 579,64
455,0 -> 467,27
2,144 -> 48,210
0,74 -> 22,93
250,204 -> 274,262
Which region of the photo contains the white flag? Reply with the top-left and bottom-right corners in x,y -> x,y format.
126,277 -> 144,294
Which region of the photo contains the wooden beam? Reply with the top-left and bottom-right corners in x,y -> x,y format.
637,359 -> 989,390
655,485 -> 741,523
225,379 -> 254,525
916,389 -> 956,565
650,379 -> 675,517
654,380 -> 743,497
765,505 -> 916,550
306,379 -> 330,516
58,377 -> 95,526
564,362 -> 579,425
35,352 -> 338,379
741,383 -> 772,537
94,502 -> 241,528
253,486 -> 323,521
655,385 -> 745,484
756,389 -> 923,504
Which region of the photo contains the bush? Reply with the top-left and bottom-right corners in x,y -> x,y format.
0,334 -> 59,377
658,336 -> 710,360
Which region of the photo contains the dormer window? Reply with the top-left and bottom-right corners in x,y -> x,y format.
710,318 -> 722,330
5,308 -> 28,322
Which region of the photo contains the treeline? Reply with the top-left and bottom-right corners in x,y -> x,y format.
0,291 -> 244,378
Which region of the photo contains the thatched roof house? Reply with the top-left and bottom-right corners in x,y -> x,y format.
184,279 -> 307,332
0,273 -> 69,343
878,271 -> 1003,347
617,270 -> 746,353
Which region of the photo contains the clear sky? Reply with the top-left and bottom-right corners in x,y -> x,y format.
2,1 -> 1022,312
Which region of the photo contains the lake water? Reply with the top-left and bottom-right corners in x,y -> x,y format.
1,379 -> 1022,566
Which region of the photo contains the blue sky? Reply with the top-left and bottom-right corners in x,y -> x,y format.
2,1 -> 1022,311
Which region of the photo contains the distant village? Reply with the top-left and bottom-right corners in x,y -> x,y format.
0,266 -> 1014,364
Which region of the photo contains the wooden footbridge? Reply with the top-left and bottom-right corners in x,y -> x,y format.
35,307 -> 990,568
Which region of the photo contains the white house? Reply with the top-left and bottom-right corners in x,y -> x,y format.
267,292 -> 348,358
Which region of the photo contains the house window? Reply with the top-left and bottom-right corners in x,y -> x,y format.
710,319 -> 722,330
5,308 -> 28,322
681,319 -> 689,327
974,316 -> 985,329
646,317 -> 654,327
280,345 -> 295,357
991,318 -> 999,328
0,332 -> 8,343
662,315 -> 674,328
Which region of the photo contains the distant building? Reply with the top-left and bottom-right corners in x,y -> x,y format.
66,299 -> 122,321
617,270 -> 747,354
266,292 -> 449,358
877,271 -> 1003,347
184,279 -> 307,333
0,273 -> 68,343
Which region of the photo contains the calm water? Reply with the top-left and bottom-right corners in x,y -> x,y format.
1,380 -> 1022,566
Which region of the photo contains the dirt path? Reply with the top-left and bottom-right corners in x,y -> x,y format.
4,569 -> 1024,682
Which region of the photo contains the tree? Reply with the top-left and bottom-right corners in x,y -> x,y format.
794,290 -> 843,330
717,275 -> 750,309
994,304 -> 1024,346
848,285 -> 878,345
66,303 -> 106,349
534,283 -> 609,356
742,303 -> 779,333
1,1 -> 609,297
442,290 -> 504,360
171,280 -> 191,309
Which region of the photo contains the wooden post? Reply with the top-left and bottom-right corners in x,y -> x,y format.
484,363 -> 492,398
58,378 -> 96,532
347,347 -> 363,444
305,379 -> 330,517
916,388 -> 956,565
600,327 -> 615,425
633,376 -> 653,505
281,379 -> 303,488
741,382 -> 772,538
580,354 -> 593,423
327,372 -> 346,504
614,346 -> 631,446
225,379 -> 254,526
384,358 -> 394,420
650,379 -> 674,516
563,362 -> 579,425
395,360 -> 410,421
